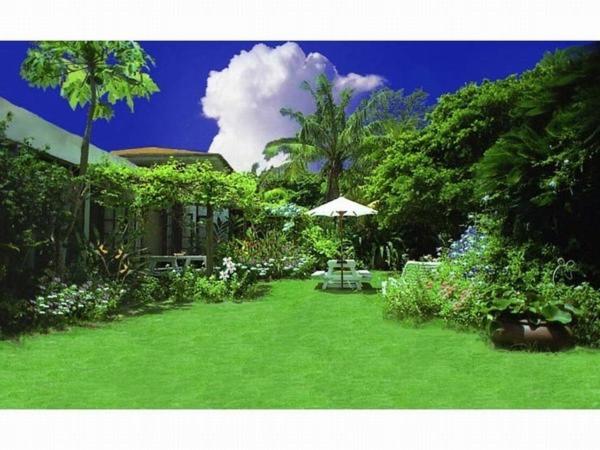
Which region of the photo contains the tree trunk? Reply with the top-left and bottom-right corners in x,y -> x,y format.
338,211 -> 345,287
205,203 -> 215,275
326,161 -> 342,201
78,76 -> 96,177
55,76 -> 97,277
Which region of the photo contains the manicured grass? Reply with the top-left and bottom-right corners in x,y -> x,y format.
1,273 -> 600,408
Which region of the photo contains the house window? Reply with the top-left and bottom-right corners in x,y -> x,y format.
183,205 -> 206,254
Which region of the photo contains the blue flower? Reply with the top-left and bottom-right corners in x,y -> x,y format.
449,225 -> 485,261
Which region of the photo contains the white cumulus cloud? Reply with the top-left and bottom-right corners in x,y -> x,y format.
201,42 -> 384,172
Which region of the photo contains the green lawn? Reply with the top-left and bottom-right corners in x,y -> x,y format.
1,273 -> 600,408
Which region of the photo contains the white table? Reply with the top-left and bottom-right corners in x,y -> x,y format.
178,255 -> 207,269
311,259 -> 372,290
145,255 -> 206,272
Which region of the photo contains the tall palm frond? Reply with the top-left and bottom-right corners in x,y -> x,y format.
263,73 -> 370,200
263,137 -> 320,180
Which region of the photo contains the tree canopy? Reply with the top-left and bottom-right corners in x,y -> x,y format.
264,74 -> 383,201
21,41 -> 159,174
476,45 -> 600,277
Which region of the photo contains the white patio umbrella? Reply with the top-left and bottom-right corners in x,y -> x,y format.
308,196 -> 377,287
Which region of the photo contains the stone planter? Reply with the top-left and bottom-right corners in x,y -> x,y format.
491,316 -> 574,351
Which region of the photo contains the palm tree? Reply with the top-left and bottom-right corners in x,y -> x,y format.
263,74 -> 374,201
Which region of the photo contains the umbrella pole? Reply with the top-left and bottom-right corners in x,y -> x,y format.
339,212 -> 344,288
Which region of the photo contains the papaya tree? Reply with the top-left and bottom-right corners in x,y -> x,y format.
20,41 -> 159,274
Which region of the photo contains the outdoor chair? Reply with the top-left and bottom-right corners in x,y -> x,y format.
400,261 -> 440,281
381,260 -> 440,295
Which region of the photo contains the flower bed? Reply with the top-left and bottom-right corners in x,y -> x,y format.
382,217 -> 600,349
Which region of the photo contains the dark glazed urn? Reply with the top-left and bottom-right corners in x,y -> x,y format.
491,317 -> 574,351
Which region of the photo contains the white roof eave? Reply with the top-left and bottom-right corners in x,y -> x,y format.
0,97 -> 134,167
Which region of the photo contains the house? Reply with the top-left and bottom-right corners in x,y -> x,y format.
0,96 -> 234,260
110,147 -> 234,256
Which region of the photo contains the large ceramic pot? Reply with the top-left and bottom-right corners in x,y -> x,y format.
491,316 -> 574,351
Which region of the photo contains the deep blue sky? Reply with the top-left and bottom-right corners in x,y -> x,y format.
0,41 -> 584,152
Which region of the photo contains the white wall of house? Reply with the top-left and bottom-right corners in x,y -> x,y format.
0,97 -> 133,167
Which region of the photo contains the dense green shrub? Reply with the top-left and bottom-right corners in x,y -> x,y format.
567,283 -> 600,347
124,272 -> 169,306
366,138 -> 473,257
257,167 -> 324,208
262,202 -> 308,233
382,256 -> 487,330
476,46 -> 600,282
362,70 -> 526,258
0,130 -> 74,294
0,122 -> 81,333
165,270 -> 199,304
167,267 -> 247,304
192,276 -> 229,304
223,229 -> 316,280
300,225 -> 339,266
382,215 -> 600,348
436,264 -> 489,330
165,265 -> 260,304
0,294 -> 32,336
359,45 -> 600,273
382,219 -> 491,328
432,217 -> 586,328
383,273 -> 443,323
81,266 -> 257,311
